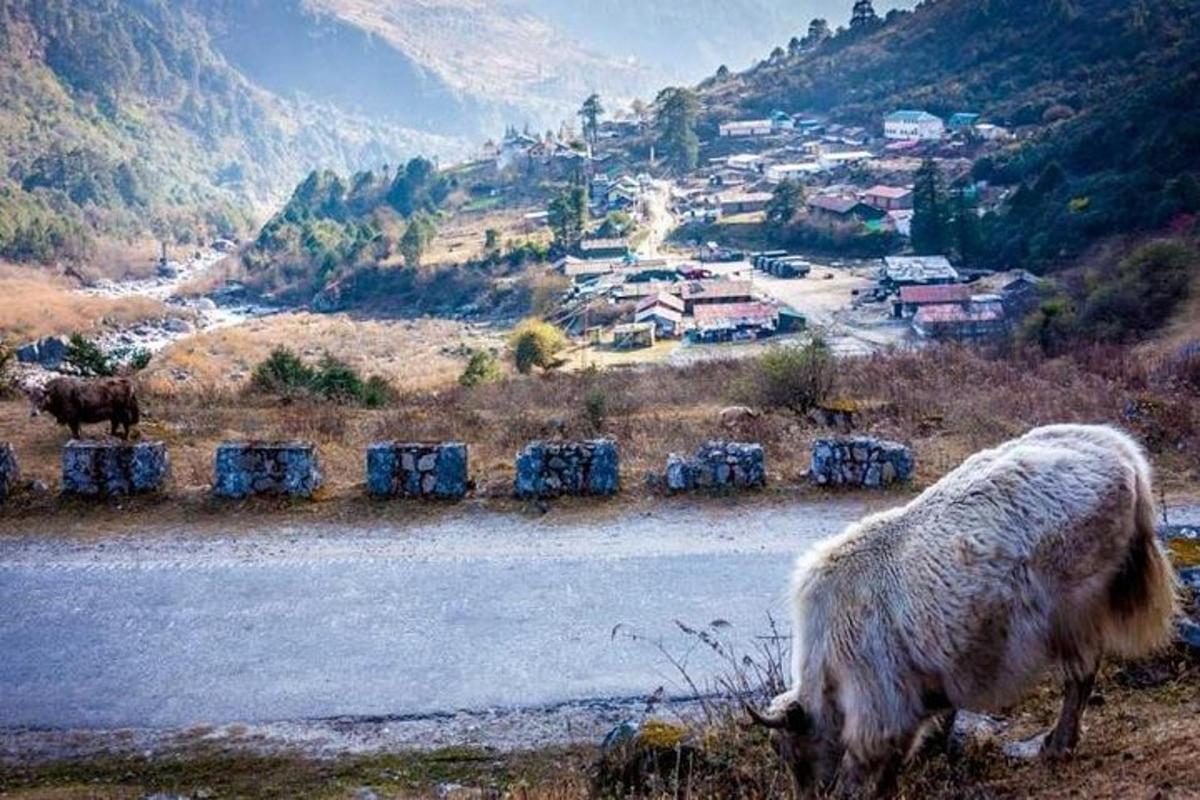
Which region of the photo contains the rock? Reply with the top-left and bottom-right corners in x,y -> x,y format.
1178,618 -> 1200,652
163,318 -> 192,334
62,441 -> 169,497
213,442 -> 321,498
810,437 -> 914,489
515,440 -> 619,499
16,336 -> 69,369
0,444 -> 19,502
664,442 -> 766,493
1178,567 -> 1200,593
367,443 -> 468,500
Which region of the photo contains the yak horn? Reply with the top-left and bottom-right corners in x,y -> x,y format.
746,704 -> 789,729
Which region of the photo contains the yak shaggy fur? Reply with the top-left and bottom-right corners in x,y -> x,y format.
767,424 -> 1177,796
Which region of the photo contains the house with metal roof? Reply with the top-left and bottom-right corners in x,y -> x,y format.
690,302 -> 780,342
912,300 -> 1006,339
881,256 -> 960,288
863,185 -> 914,211
893,283 -> 972,318
883,110 -> 946,141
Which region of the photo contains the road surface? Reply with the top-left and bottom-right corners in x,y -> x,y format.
3,499 -> 1195,759
0,501 -> 883,736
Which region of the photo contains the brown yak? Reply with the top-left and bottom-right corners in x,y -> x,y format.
28,377 -> 140,439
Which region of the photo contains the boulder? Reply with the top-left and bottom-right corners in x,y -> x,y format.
16,336 -> 69,369
213,441 -> 322,498
62,440 -> 169,497
0,444 -> 20,501
367,442 -> 468,500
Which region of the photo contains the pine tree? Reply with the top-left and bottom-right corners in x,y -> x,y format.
578,94 -> 604,145
850,0 -> 878,29
653,87 -> 700,173
911,159 -> 950,255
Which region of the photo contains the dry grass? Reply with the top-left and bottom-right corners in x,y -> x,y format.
423,206 -> 551,266
140,312 -> 508,397
2,342 -> 1198,507
0,263 -> 168,341
1,651 -> 1195,799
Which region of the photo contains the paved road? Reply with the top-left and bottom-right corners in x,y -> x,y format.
0,501 -> 884,733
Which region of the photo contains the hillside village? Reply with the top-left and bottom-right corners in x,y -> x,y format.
470,92 -> 1034,362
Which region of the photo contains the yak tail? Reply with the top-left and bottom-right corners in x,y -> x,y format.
1103,464 -> 1178,658
129,393 -> 141,426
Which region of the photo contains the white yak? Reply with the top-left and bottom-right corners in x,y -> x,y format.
749,424 -> 1177,798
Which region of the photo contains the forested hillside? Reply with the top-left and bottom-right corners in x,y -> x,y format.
703,0 -> 1200,270
0,0 -> 455,265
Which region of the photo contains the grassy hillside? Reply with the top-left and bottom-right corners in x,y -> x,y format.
702,0 -> 1200,271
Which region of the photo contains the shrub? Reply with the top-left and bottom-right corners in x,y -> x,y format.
509,318 -> 568,375
362,375 -> 397,408
750,338 -> 834,414
251,347 -> 316,395
459,349 -> 502,387
64,333 -> 116,377
311,354 -> 365,403
583,387 -> 608,432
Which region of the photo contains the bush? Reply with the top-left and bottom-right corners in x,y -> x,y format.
459,349 -> 502,387
583,387 -> 608,432
509,319 -> 568,375
250,347 -> 394,406
362,375 -> 397,408
1077,240 -> 1196,342
64,333 -> 116,377
251,347 -> 316,395
750,339 -> 834,414
311,354 -> 365,403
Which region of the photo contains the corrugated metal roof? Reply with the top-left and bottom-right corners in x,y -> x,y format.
899,284 -> 970,305
682,280 -> 754,300
693,301 -> 779,330
914,301 -> 1005,324
636,292 -> 685,313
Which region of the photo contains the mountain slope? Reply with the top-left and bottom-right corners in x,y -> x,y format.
700,0 -> 1200,270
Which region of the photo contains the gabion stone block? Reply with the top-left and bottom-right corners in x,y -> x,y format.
62,440 -> 169,497
810,436 -> 914,489
666,441 -> 766,493
0,444 -> 20,501
213,441 -> 322,499
515,440 -> 620,499
367,442 -> 468,500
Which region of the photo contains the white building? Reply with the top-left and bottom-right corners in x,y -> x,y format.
766,162 -> 822,182
883,110 -> 946,141
719,120 -> 774,138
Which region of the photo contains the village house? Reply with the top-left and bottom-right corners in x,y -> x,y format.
892,283 -> 971,318
912,299 -> 1007,339
817,149 -> 876,170
612,321 -> 656,349
681,279 -> 755,312
718,191 -> 773,216
886,209 -> 914,237
726,153 -> 766,172
948,112 -> 981,132
578,238 -> 630,260
974,123 -> 1012,141
766,162 -> 822,183
719,119 -> 774,138
883,110 -> 946,141
863,184 -> 914,211
634,292 -> 686,338
807,195 -> 886,225
689,301 -> 779,343
880,255 -> 960,289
